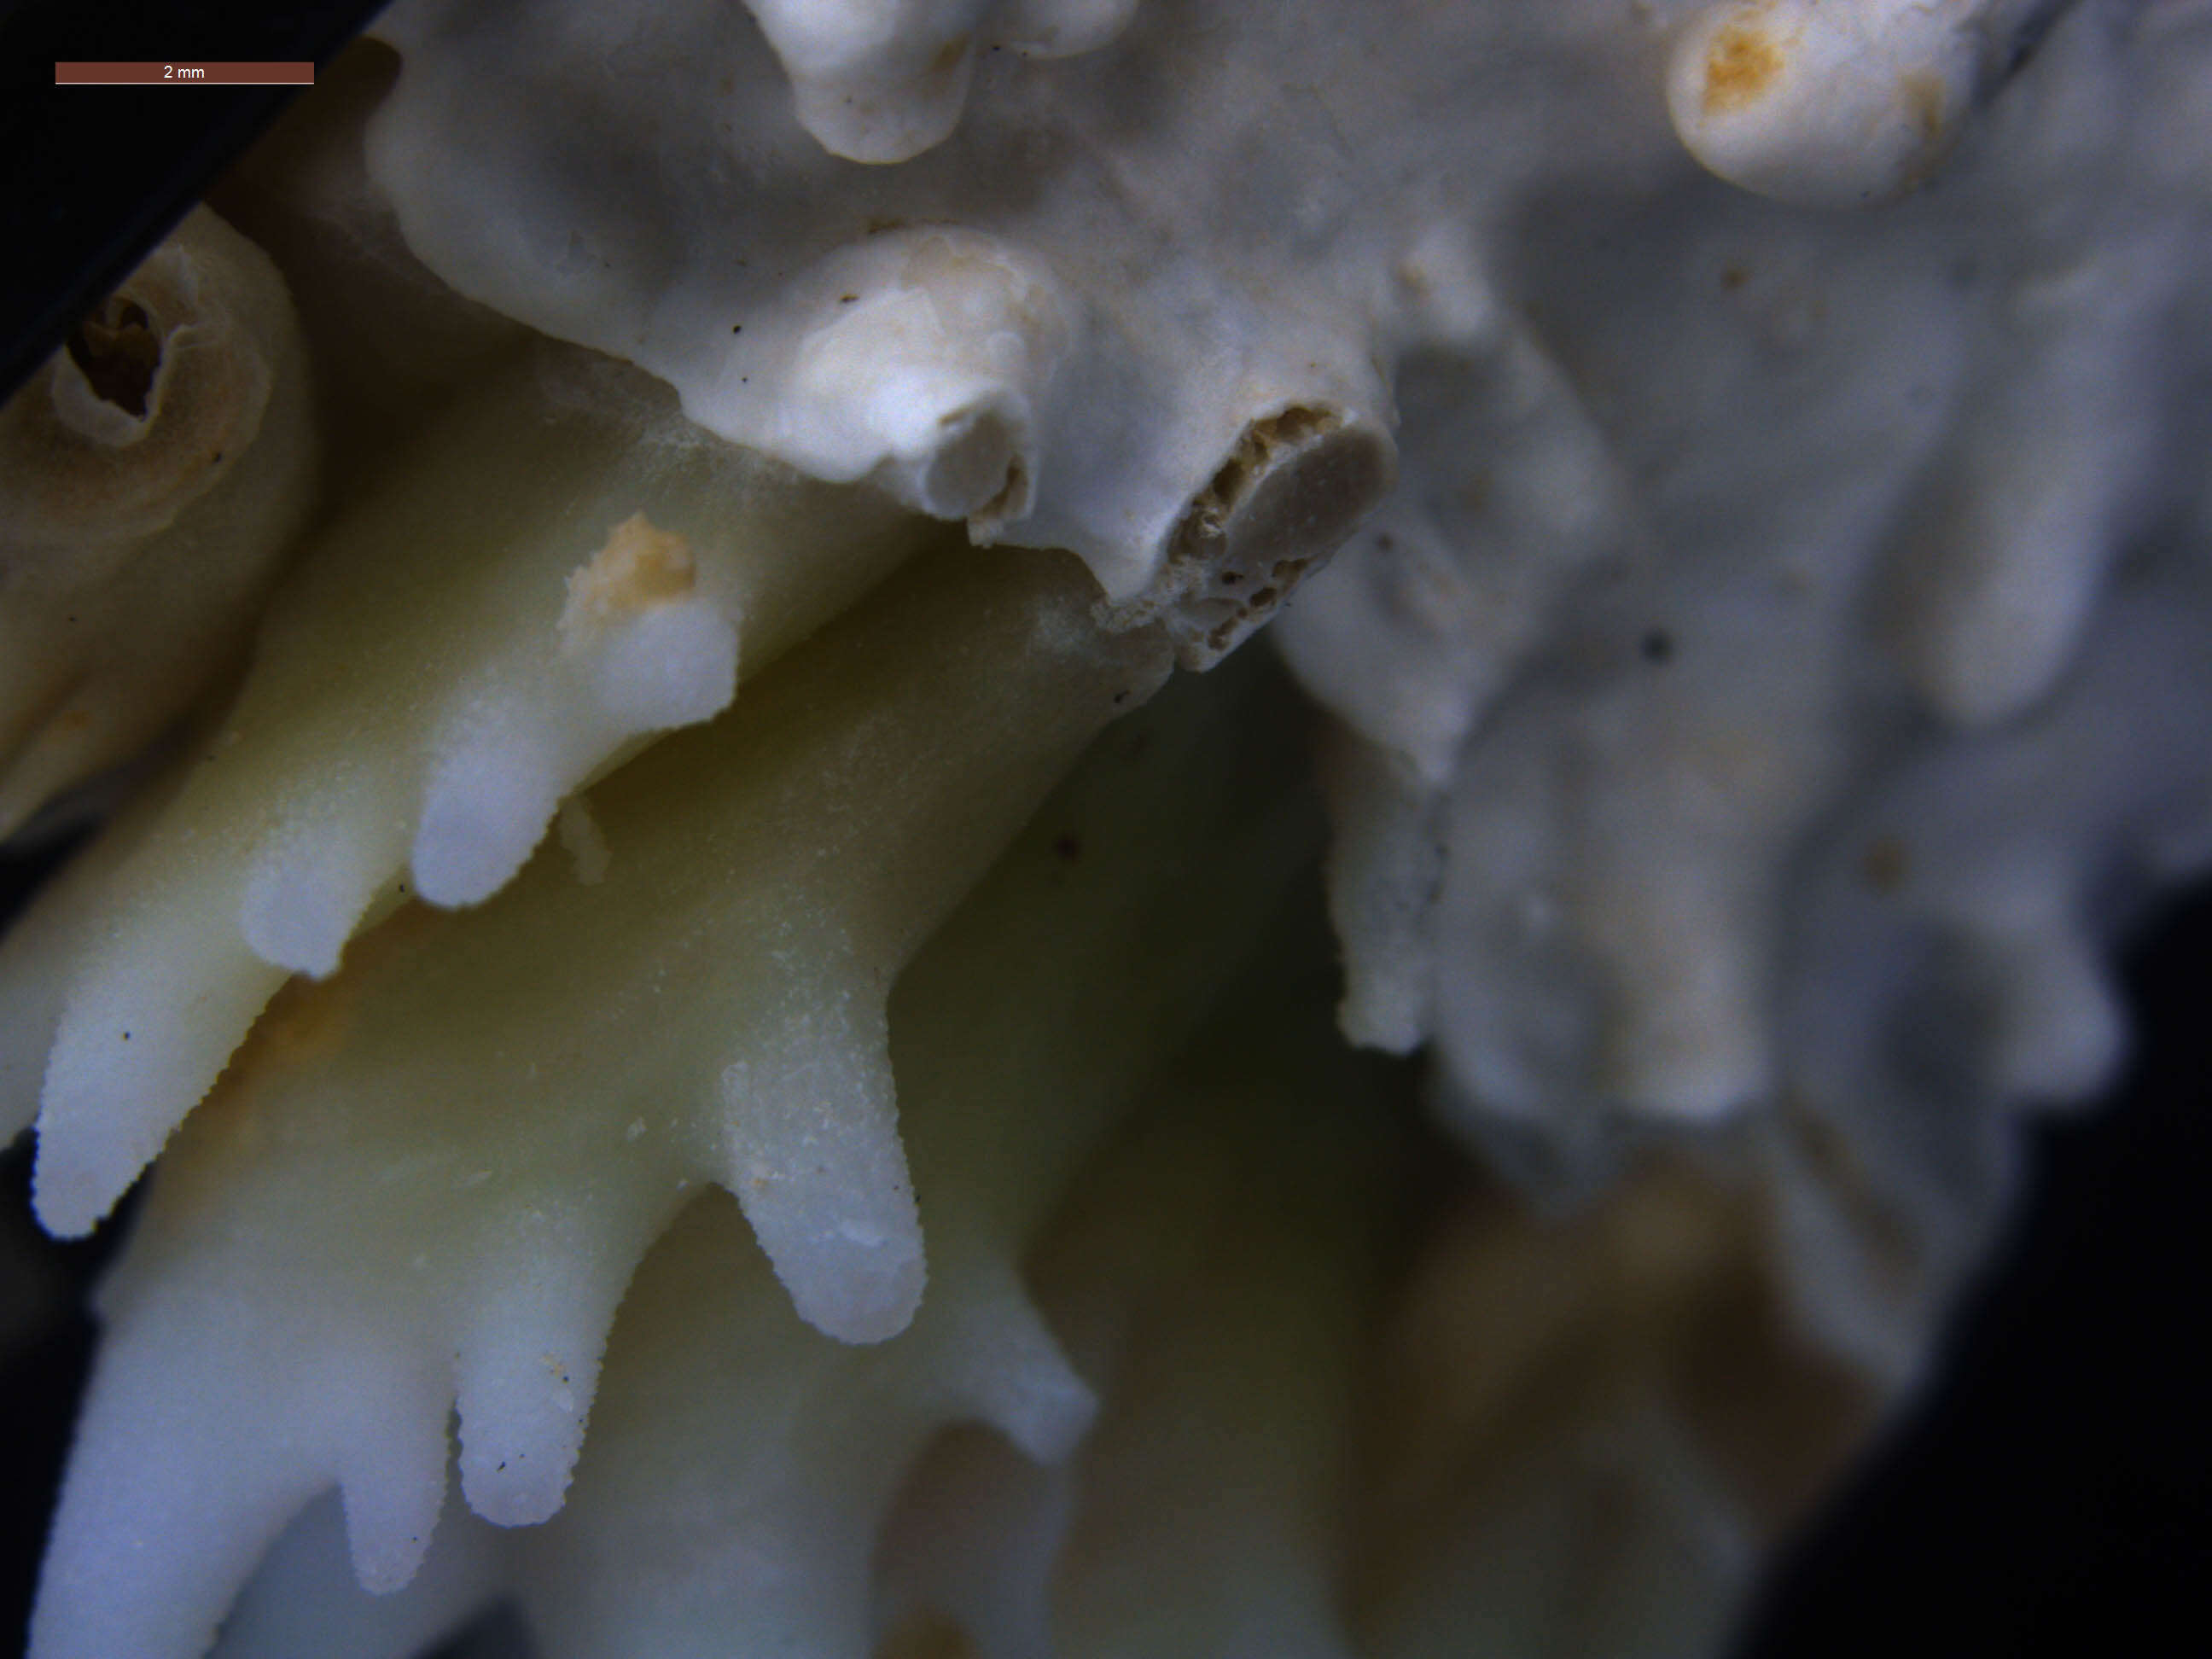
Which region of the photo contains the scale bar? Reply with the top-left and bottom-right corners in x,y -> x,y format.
55,61 -> 315,85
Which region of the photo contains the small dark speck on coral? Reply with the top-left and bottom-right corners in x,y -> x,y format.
1641,628 -> 1674,664
839,294 -> 859,304
1052,833 -> 1082,863
731,323 -> 742,334
1375,533 -> 1394,551
1860,835 -> 1912,894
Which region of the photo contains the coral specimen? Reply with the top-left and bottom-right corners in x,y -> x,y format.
3,1 -> 2210,1657
0,350 -> 930,1239
0,208 -> 317,840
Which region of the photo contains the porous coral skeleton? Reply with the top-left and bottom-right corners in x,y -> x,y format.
1,2 -> 2209,1656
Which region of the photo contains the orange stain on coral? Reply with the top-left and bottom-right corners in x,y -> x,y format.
1703,21 -> 1786,114
930,33 -> 970,78
161,899 -> 448,1224
560,513 -> 698,645
207,901 -> 446,1113
1899,69 -> 1948,142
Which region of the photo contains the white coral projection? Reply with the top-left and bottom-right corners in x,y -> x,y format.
0,350 -> 931,1239
2,1 -> 2210,1657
